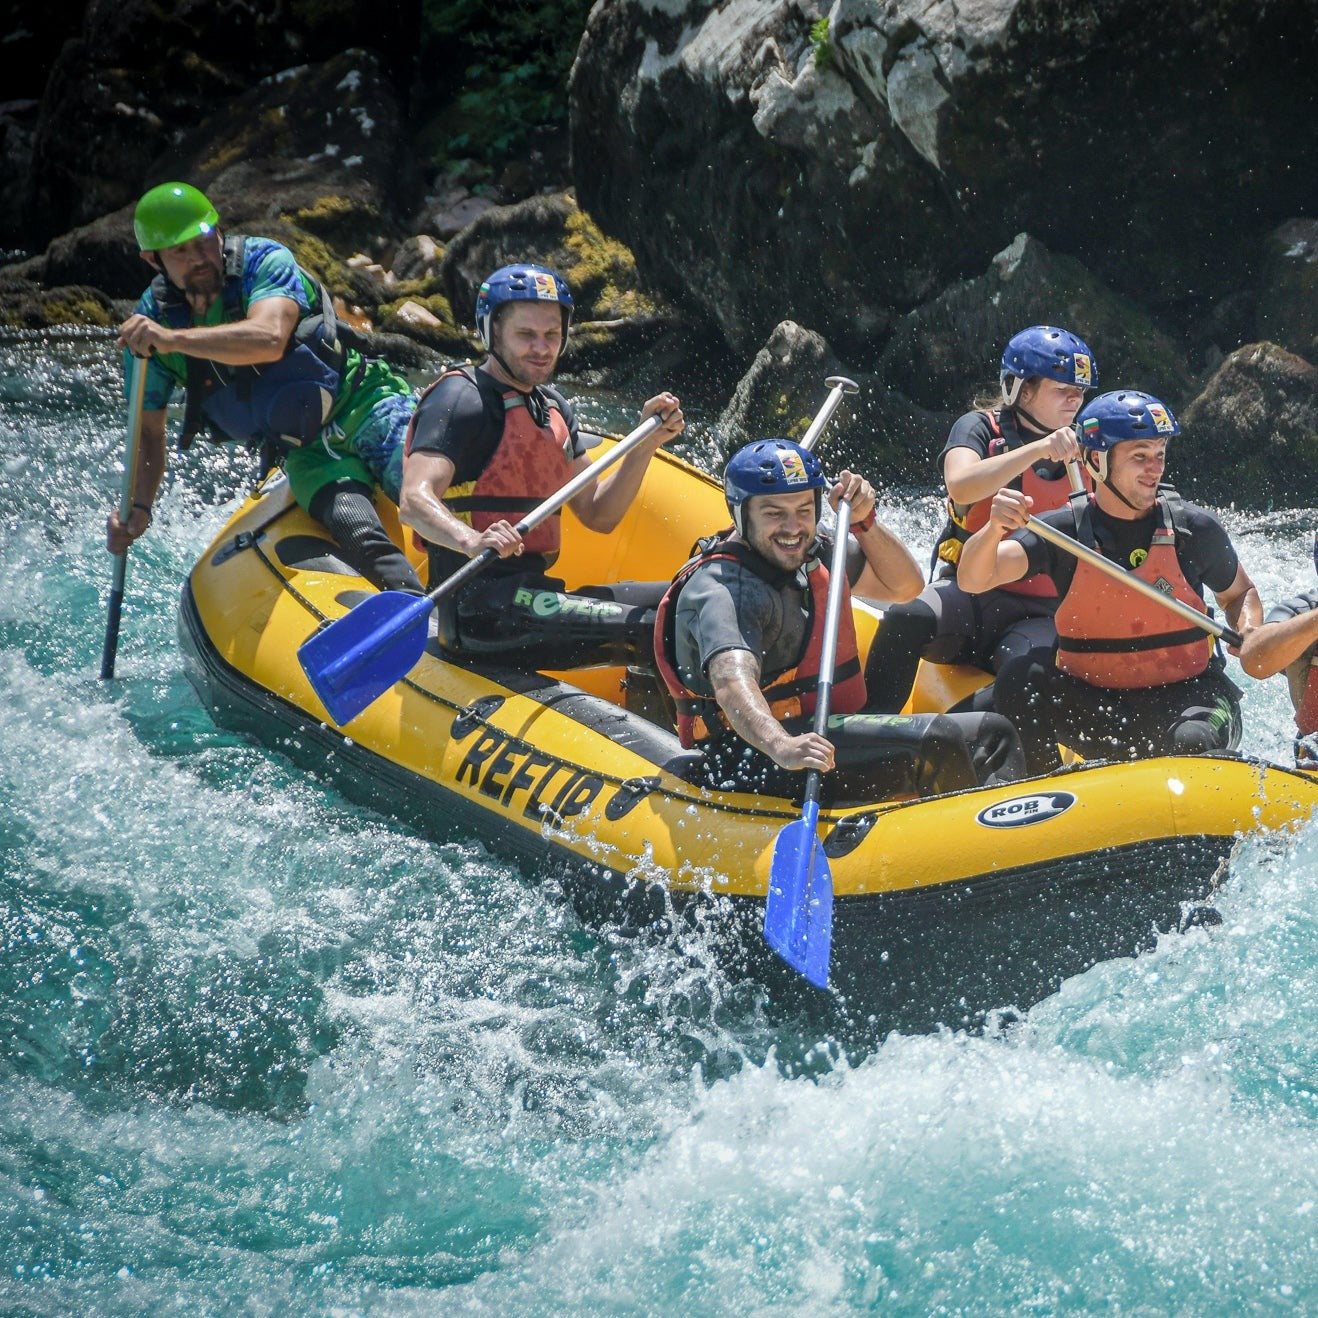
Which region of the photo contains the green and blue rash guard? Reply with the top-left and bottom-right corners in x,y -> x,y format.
123,237 -> 408,453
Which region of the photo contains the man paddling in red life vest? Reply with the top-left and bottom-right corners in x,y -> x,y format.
862,325 -> 1095,712
399,264 -> 685,666
958,390 -> 1262,775
654,440 -> 1026,799
1238,532 -> 1318,766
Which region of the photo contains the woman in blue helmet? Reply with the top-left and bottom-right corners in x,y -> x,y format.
960,390 -> 1260,775
863,325 -> 1097,711
654,439 -> 1026,799
400,263 -> 686,667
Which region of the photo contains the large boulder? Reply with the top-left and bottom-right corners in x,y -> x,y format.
15,51 -> 416,324
20,2 -> 419,248
876,233 -> 1197,412
1256,219 -> 1318,365
570,0 -> 1318,362
1179,342 -> 1318,508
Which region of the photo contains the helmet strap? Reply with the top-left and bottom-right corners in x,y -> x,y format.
1088,449 -> 1142,512
1011,400 -> 1051,436
1001,376 -> 1024,408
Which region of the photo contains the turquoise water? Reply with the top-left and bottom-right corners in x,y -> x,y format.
4,332 -> 1318,1314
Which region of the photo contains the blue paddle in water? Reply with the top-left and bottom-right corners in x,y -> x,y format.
100,353 -> 148,680
298,412 -> 666,726
763,487 -> 852,989
758,375 -> 859,987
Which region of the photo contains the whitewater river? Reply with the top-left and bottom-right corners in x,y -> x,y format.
5,331 -> 1318,1314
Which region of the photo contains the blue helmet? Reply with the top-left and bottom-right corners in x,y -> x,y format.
1000,325 -> 1097,405
1077,390 -> 1179,483
723,439 -> 826,534
476,264 -> 574,348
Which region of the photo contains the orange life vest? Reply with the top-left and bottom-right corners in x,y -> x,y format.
653,535 -> 867,748
405,366 -> 575,561
1054,494 -> 1213,689
936,409 -> 1090,597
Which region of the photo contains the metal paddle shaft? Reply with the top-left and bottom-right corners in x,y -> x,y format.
100,354 -> 148,680
298,412 -> 667,726
799,376 -> 858,453
763,493 -> 853,990
1025,513 -> 1244,648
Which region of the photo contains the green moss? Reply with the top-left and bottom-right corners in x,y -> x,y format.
561,206 -> 657,319
41,293 -> 114,328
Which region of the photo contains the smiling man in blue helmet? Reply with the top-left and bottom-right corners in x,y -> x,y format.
399,263 -> 686,667
959,389 -> 1261,775
654,440 -> 1027,799
1239,532 -> 1318,765
863,325 -> 1096,713
108,182 -> 421,594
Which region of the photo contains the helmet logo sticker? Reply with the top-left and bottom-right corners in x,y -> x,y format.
1073,354 -> 1093,387
1148,403 -> 1175,433
531,273 -> 559,300
779,451 -> 808,485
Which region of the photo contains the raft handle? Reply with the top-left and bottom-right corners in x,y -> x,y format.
605,776 -> 661,820
212,529 -> 265,567
451,694 -> 506,740
824,812 -> 878,858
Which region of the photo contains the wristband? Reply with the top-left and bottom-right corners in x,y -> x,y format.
132,501 -> 153,526
849,508 -> 876,533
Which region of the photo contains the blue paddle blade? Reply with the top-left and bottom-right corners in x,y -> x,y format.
297,590 -> 435,726
764,806 -> 833,989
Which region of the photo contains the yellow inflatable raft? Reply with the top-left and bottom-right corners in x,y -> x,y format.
178,438 -> 1318,1028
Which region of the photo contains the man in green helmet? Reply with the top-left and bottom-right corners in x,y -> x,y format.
107,181 -> 422,593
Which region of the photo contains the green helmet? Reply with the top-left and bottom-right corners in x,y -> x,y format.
133,182 -> 220,251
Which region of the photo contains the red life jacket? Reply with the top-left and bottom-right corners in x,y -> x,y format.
652,535 -> 867,748
935,409 -> 1090,598
404,365 -> 575,561
1054,494 -> 1213,689
1295,656 -> 1318,737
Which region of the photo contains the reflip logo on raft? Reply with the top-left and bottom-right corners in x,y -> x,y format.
455,727 -> 607,823
975,791 -> 1076,828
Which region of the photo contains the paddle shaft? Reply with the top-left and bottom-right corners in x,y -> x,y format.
100,354 -> 148,679
1025,513 -> 1243,648
799,376 -> 859,453
800,494 -> 854,811
420,411 -> 665,608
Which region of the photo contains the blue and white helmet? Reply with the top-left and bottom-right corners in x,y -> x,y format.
1076,389 -> 1179,482
476,264 -> 574,349
1000,325 -> 1097,406
723,439 -> 826,534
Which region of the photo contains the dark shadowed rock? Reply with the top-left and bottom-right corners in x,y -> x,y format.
571,0 -> 1318,363
1256,220 -> 1318,365
40,206 -> 145,300
718,321 -> 844,444
21,1 -> 421,247
1180,342 -> 1318,508
877,233 -> 1197,412
154,51 -> 411,248
716,319 -> 950,484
